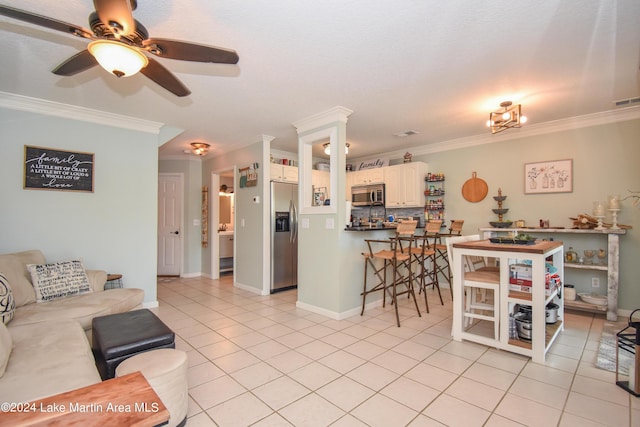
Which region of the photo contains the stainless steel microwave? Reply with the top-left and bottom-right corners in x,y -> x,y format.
351,184 -> 385,207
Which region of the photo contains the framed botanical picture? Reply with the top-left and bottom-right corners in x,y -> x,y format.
524,159 -> 572,194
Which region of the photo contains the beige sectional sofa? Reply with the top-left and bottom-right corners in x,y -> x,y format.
0,249 -> 145,403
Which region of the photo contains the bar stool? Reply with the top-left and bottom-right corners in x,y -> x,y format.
361,220 -> 421,326
433,219 -> 464,298
446,234 -> 500,341
406,220 -> 443,313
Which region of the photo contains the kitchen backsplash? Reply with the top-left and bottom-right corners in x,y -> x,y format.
351,206 -> 425,225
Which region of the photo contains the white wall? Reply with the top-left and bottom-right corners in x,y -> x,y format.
202,141 -> 267,293
0,106 -> 160,305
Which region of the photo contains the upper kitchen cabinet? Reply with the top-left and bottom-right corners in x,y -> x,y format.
312,170 -> 330,204
270,163 -> 298,183
384,162 -> 427,208
349,168 -> 385,186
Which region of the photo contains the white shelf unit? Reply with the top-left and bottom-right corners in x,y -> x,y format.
452,240 -> 564,363
480,227 -> 626,321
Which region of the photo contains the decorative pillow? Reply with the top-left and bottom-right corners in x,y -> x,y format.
27,260 -> 92,303
0,321 -> 12,377
0,273 -> 15,325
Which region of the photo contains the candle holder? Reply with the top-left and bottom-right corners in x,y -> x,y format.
593,201 -> 606,230
609,209 -> 621,230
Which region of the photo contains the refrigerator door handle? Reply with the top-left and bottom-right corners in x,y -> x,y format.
290,200 -> 298,243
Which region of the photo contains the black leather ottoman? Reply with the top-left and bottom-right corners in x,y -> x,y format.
92,309 -> 175,380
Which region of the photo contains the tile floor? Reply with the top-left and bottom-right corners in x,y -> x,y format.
152,276 -> 638,427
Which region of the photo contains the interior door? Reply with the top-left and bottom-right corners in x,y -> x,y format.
158,174 -> 183,276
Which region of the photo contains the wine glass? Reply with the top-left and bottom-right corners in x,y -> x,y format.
597,248 -> 607,266
583,249 -> 595,265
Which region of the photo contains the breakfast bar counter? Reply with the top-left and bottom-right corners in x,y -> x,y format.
451,239 -> 564,363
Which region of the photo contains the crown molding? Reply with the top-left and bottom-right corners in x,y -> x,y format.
353,105 -> 640,163
292,106 -> 354,133
0,91 -> 164,134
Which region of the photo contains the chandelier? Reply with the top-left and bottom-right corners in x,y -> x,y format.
323,142 -> 350,155
190,142 -> 210,156
487,101 -> 527,134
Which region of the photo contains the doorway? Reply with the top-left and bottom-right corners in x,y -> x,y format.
212,169 -> 235,280
157,173 -> 183,276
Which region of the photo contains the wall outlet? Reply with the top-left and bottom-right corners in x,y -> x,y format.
591,277 -> 600,288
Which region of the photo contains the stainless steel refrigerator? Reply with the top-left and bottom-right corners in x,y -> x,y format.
270,181 -> 298,293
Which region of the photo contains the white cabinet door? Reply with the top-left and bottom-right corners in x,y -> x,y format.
351,168 -> 385,186
384,162 -> 426,208
270,164 -> 299,183
219,235 -> 234,258
282,165 -> 298,182
384,165 -> 404,207
312,170 -> 330,201
366,168 -> 385,184
270,163 -> 283,181
402,162 -> 425,207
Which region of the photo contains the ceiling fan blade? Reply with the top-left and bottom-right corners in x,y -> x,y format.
52,50 -> 98,76
93,0 -> 136,37
0,5 -> 93,38
140,57 -> 191,97
144,38 -> 239,64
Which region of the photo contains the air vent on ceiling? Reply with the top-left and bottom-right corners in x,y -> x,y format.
393,130 -> 420,137
614,97 -> 640,107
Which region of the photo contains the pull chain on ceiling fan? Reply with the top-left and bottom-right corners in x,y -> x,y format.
0,0 -> 239,96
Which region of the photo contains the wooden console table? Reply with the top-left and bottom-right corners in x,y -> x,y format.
452,239 -> 564,364
481,227 -> 626,321
0,372 -> 169,427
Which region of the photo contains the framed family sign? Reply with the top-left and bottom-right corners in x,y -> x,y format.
524,159 -> 572,194
24,145 -> 94,192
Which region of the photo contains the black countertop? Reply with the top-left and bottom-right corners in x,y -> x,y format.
344,224 -> 425,232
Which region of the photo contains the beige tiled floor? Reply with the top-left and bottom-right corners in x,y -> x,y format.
152,276 -> 639,426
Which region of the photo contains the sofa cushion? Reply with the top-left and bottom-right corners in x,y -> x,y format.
0,320 -> 101,403
0,250 -> 44,307
27,260 -> 92,303
0,322 -> 11,377
0,273 -> 15,324
9,288 -> 145,331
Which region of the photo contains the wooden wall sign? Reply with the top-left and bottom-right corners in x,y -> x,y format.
239,163 -> 258,188
24,145 -> 94,192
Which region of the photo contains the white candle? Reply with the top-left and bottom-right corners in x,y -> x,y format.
608,195 -> 620,210
593,201 -> 605,217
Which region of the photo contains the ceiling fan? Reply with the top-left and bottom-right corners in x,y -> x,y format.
0,0 -> 239,96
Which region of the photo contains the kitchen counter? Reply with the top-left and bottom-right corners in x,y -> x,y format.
218,230 -> 234,236
345,224 -> 424,232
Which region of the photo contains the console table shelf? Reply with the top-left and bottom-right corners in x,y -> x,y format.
480,227 -> 626,321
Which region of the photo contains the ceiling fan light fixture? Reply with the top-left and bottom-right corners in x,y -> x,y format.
190,142 -> 210,156
323,142 -> 350,155
88,40 -> 148,77
487,101 -> 527,134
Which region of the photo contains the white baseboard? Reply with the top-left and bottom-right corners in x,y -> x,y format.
296,298 -> 383,320
142,300 -> 159,309
180,272 -> 201,278
234,281 -> 265,295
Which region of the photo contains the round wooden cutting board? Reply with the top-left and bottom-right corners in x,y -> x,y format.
461,172 -> 488,202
